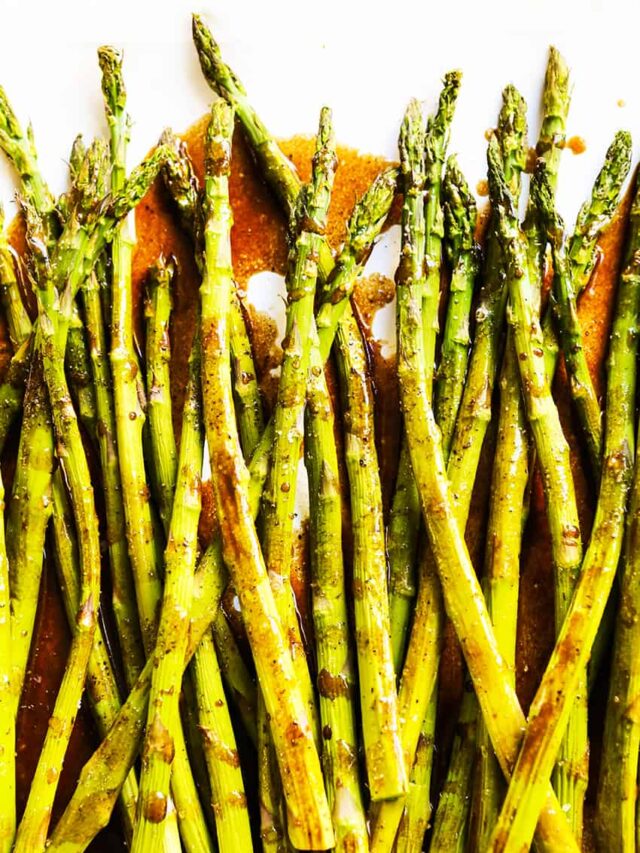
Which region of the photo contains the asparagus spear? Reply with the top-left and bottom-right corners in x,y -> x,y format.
48,541 -> 230,852
304,324 -> 368,851
83,261 -> 145,690
483,147 -> 635,853
388,74 -> 461,671
538,172 -> 603,478
590,176 -> 640,851
464,85 -> 528,851
199,96 -> 333,850
370,99 -> 442,853
434,157 -> 478,458
49,469 -> 140,844
159,130 -> 260,749
260,105 -> 336,734
0,470 -> 13,853
66,303 -> 97,437
13,204 -> 101,853
132,330 -> 203,851
394,126 -> 577,852
99,47 -> 162,648
159,128 -> 265,462
99,47 -> 212,853
191,630 -> 253,852
144,256 -> 178,533
193,16 -> 407,802
0,84 -> 59,248
0,206 -> 30,348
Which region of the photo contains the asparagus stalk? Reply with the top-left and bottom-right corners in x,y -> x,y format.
257,694 -> 288,852
370,99 -> 442,853
256,108 -> 337,840
132,332 -> 204,851
464,85 -> 528,851
482,145 -> 635,853
199,96 -> 333,850
159,131 -> 260,749
6,351 -> 53,721
260,106 -> 336,737
147,152 -> 253,851
191,629 -> 252,852
590,175 -> 640,851
388,74 -> 461,671
0,207 -> 31,348
434,156 -> 478,462
0,84 -> 59,248
48,540 -> 230,852
193,17 -> 407,803
49,469 -> 139,843
99,47 -> 163,648
537,171 -> 603,477
83,263 -> 145,690
304,326 -> 368,851
66,303 -> 97,438
0,470 -> 13,853
394,129 -> 577,851
13,205 -> 101,853
100,48 -> 212,853
159,127 -> 266,463
209,612 -> 257,744
144,256 -> 178,533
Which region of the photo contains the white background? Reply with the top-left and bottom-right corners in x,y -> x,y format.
0,0 -> 639,228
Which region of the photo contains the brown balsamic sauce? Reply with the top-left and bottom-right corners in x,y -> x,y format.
5,113 -> 629,847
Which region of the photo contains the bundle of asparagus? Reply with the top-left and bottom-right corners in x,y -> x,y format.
0,11 -> 639,853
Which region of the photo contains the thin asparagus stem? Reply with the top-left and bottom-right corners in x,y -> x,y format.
370,99 -> 441,853
0,84 -> 59,249
83,265 -> 145,690
14,206 -> 101,853
396,86 -> 528,853
394,127 -> 577,853
66,302 -> 97,438
468,334 -> 529,850
0,470 -> 13,853
99,47 -> 212,853
6,351 -> 53,721
257,695 -> 288,852
430,679 -> 477,853
483,142 -> 635,853
210,613 -> 257,745
0,207 -> 30,348
147,153 -> 253,849
132,334 -> 204,851
465,85 -> 528,852
159,127 -> 266,464
193,17 -> 407,804
536,167 -> 603,478
99,46 -> 163,649
49,469 -> 139,843
388,74 -> 461,672
259,107 -> 336,744
591,175 -> 640,851
304,329 -> 368,851
199,96 -> 333,850
48,541 -> 229,852
144,256 -> 178,534
434,155 -> 478,459
190,630 -> 252,852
